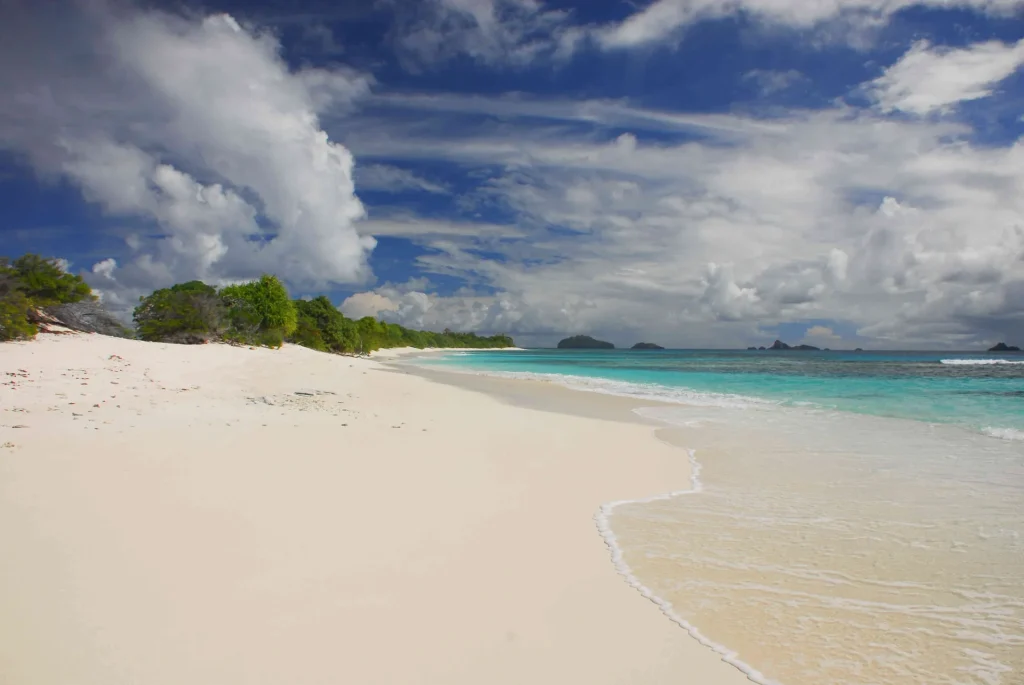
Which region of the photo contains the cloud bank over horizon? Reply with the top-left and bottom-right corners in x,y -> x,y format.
1,0 -> 1023,348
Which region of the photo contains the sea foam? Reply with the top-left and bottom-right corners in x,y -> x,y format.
982,426 -> 1024,441
940,359 -> 1024,365
594,433 -> 782,685
441,368 -> 777,410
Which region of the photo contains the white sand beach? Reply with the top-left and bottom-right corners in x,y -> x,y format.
0,334 -> 750,685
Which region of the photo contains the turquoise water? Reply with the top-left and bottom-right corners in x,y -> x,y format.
423,349 -> 1024,439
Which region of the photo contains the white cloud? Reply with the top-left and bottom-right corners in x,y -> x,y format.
0,3 -> 376,315
868,39 -> 1024,115
382,0 -> 1024,66
335,86 -> 1024,347
388,0 -> 571,69
744,69 -> 807,95
340,291 -> 401,319
803,325 -> 843,345
356,164 -> 450,194
360,218 -> 526,238
595,0 -> 1024,50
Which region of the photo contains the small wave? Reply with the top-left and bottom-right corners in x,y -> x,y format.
982,427 -> 1024,441
594,447 -> 779,685
940,359 -> 1024,366
457,369 -> 776,410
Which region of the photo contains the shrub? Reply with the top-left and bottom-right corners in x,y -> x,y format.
0,265 -> 36,340
6,254 -> 93,307
1,254 -> 97,341
220,274 -> 297,345
134,281 -> 224,343
290,296 -> 358,353
256,327 -> 285,349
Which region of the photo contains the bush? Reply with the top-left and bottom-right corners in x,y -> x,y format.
220,274 -> 297,345
6,254 -> 93,307
134,281 -> 224,343
1,254 -> 97,341
0,265 -> 36,340
290,296 -> 358,353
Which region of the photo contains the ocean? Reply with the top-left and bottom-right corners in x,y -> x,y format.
417,349 -> 1024,685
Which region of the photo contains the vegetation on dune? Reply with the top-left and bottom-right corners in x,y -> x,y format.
134,281 -> 226,343
132,273 -> 514,352
220,275 -> 297,348
3,252 -> 515,352
0,271 -> 36,340
291,296 -> 359,353
6,254 -> 94,307
0,254 -> 96,341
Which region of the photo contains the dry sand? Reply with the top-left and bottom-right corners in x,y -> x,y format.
0,334 -> 750,685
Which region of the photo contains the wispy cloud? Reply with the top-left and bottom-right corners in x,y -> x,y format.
744,69 -> 808,95
594,0 -> 1023,51
356,164 -> 450,194
333,84 -> 1024,346
868,38 -> 1024,115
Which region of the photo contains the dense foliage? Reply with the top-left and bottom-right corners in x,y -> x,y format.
291,296 -> 359,352
131,273 -> 514,352
2,252 -> 514,352
219,275 -> 297,348
6,254 -> 94,307
134,281 -> 225,342
0,254 -> 95,341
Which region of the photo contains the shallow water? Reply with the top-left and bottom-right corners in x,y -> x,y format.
426,349 -> 1024,440
422,350 -> 1024,684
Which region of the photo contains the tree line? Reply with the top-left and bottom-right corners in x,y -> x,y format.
1,254 -> 515,352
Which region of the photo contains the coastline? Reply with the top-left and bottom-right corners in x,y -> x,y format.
369,345 -> 526,359
387,354 -> 1024,685
384,360 -> 779,684
0,335 -> 751,685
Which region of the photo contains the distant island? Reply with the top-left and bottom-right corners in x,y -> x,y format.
631,342 -> 664,350
769,339 -> 821,351
988,342 -> 1021,352
557,335 -> 614,349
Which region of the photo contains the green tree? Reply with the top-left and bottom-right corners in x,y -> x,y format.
0,254 -> 96,341
290,296 -> 359,353
7,254 -> 93,306
220,274 -> 297,347
0,263 -> 36,341
133,281 -> 224,342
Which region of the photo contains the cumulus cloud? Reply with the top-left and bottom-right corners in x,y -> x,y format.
340,291 -> 401,319
802,325 -> 843,345
868,39 -> 1024,115
0,2 -> 376,315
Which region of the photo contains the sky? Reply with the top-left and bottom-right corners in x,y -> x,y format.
1,0 -> 1023,349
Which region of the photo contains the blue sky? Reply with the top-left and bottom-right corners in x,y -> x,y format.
1,0 -> 1023,348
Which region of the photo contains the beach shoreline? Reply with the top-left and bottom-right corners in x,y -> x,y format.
0,334 -> 751,685
400,350 -> 1024,685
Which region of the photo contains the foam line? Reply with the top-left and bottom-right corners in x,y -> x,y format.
982,427 -> 1024,441
940,359 -> 1024,365
593,413 -> 782,685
